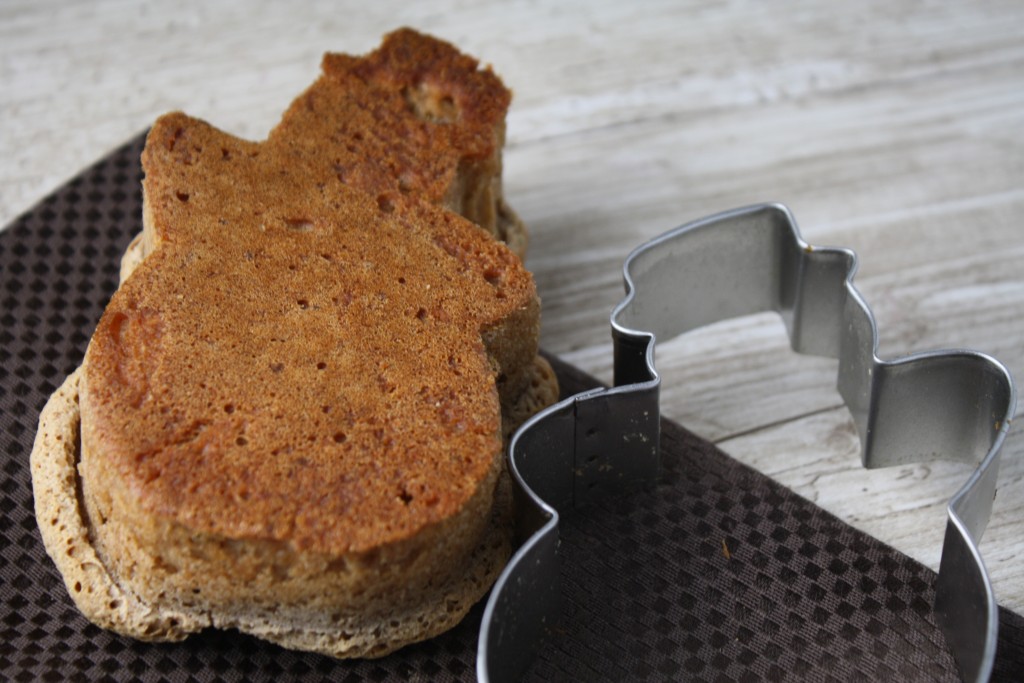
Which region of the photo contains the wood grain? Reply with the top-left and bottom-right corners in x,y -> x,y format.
2,0 -> 1022,618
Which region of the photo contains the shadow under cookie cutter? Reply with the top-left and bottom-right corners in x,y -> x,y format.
477,203 -> 1016,683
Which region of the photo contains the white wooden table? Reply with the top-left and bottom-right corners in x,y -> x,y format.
3,0 -> 1022,616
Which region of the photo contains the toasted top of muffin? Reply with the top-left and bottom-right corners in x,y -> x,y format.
83,125 -> 537,556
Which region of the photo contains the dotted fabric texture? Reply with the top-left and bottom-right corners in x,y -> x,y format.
1,134 -> 1022,681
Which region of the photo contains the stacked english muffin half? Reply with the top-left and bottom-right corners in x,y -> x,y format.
31,29 -> 558,658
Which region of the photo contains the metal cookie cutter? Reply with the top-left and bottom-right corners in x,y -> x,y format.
477,204 -> 1016,683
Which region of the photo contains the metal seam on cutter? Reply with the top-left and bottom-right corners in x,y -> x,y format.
477,203 -> 1016,683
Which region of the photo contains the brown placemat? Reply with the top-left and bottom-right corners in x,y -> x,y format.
1,135 -> 1022,681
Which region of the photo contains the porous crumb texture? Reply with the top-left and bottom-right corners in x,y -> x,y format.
287,28 -> 527,255
32,370 -> 204,642
36,28 -> 558,658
